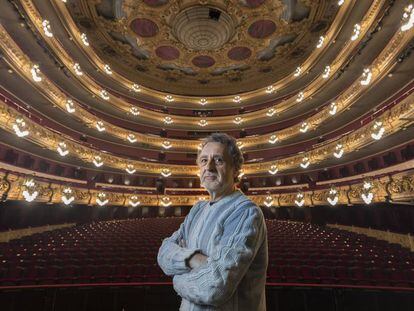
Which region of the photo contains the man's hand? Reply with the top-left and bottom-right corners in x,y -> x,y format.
180,239 -> 208,269
188,253 -> 208,269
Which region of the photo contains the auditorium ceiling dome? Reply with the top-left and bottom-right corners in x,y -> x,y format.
67,0 -> 332,95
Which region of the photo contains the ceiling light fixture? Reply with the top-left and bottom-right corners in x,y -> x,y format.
127,134 -> 137,143
13,118 -> 29,137
300,156 -> 310,169
57,141 -> 69,156
360,68 -> 372,85
165,95 -> 174,102
327,187 -> 339,206
268,165 -> 278,175
22,179 -> 39,202
296,92 -> 304,102
299,122 -> 309,133
333,143 -> 344,159
131,84 -> 141,92
266,108 -> 276,117
80,33 -> 89,46
233,116 -> 243,124
371,121 -> 385,140
295,191 -> 305,207
322,65 -> 331,79
96,121 -> 105,132
31,64 -> 42,82
96,192 -> 109,206
103,64 -> 112,75
351,23 -> 361,41
42,20 -> 53,37
129,195 -> 141,207
265,86 -> 275,94
161,168 -> 171,177
163,116 -> 173,124
198,119 -> 208,127
268,135 -> 278,144
401,4 -> 414,31
125,164 -> 136,174
62,187 -> 75,205
130,106 -> 140,116
329,102 -> 337,115
100,90 -> 109,100
93,155 -> 104,167
316,36 -> 325,48
264,196 -> 274,207
161,140 -> 172,149
73,63 -> 83,76
293,66 -> 302,77
199,98 -> 207,105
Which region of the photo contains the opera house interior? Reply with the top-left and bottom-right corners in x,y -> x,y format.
0,0 -> 414,310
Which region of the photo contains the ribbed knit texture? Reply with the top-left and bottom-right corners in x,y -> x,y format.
157,190 -> 268,311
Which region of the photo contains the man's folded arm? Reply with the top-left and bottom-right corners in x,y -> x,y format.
157,221 -> 202,276
173,206 -> 264,307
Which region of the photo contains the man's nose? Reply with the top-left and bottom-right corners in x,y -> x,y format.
206,158 -> 216,170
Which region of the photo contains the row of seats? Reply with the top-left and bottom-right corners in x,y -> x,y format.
0,217 -> 413,288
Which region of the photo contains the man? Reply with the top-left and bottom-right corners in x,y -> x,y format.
157,133 -> 268,311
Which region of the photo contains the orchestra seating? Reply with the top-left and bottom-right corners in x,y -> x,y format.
1,217 -> 413,288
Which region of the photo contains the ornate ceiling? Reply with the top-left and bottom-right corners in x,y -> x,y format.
0,0 -> 413,208
68,0 -> 337,95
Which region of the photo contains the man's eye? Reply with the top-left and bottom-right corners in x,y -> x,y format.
214,158 -> 224,165
200,159 -> 207,164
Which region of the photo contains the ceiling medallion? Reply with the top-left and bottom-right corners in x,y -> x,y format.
83,0 -> 332,95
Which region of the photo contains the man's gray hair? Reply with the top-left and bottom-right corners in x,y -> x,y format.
197,133 -> 244,182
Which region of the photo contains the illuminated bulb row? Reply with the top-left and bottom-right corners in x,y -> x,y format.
20,177 -> 143,207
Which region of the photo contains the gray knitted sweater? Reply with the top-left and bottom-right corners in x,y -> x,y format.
157,191 -> 268,311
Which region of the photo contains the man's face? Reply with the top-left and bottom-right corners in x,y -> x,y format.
197,142 -> 236,195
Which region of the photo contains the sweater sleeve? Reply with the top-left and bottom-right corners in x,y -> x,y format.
172,205 -> 265,307
157,206 -> 202,276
